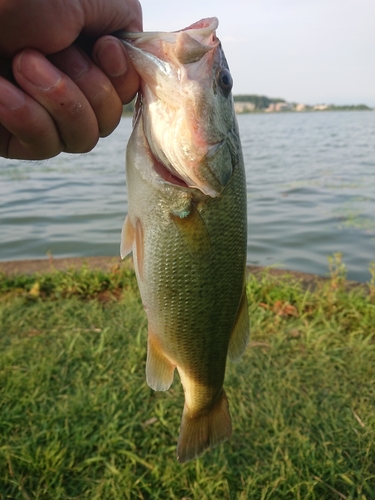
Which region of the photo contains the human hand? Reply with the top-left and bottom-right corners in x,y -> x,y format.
0,0 -> 142,160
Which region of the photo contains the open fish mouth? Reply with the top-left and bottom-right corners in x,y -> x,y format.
148,136 -> 226,195
151,155 -> 190,189
116,18 -> 235,198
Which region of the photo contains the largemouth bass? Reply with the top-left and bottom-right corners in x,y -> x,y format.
119,17 -> 249,463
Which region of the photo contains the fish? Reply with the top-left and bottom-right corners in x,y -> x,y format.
118,17 -> 249,463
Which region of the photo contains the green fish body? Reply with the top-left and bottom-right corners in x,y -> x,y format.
120,18 -> 249,463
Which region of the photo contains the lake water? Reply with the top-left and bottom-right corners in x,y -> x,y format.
0,111 -> 374,282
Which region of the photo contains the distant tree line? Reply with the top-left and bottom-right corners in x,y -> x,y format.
233,96 -> 372,112
233,94 -> 285,110
326,104 -> 371,111
123,94 -> 286,114
123,95 -> 371,115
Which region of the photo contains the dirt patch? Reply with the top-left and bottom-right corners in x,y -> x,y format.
0,256 -> 123,275
0,257 -> 364,292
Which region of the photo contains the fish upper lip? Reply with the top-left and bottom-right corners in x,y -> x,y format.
115,17 -> 219,43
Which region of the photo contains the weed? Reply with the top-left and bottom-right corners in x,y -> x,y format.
1,258 -> 374,499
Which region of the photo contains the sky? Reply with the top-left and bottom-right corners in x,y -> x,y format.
138,0 -> 375,106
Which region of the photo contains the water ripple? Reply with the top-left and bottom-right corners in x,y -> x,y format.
0,111 -> 374,282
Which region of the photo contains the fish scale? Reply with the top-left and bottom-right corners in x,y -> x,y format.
120,17 -> 249,463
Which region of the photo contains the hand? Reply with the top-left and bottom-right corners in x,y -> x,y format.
0,0 -> 142,160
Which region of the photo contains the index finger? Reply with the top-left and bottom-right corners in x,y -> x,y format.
92,36 -> 140,105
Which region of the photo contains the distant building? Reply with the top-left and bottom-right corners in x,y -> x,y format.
314,104 -> 328,110
275,102 -> 293,111
265,102 -> 293,112
234,102 -> 256,113
265,103 -> 276,112
232,95 -> 354,114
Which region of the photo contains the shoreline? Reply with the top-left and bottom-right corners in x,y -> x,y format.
0,256 -> 364,291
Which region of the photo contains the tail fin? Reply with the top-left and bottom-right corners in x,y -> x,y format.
176,390 -> 232,463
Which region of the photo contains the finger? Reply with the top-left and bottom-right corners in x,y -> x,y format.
13,48 -> 99,154
92,36 -> 140,105
82,0 -> 143,34
0,76 -> 63,159
49,45 -> 123,138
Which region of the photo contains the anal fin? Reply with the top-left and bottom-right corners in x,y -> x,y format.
228,285 -> 250,362
146,332 -> 175,391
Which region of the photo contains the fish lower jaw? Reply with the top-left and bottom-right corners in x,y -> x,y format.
151,149 -> 218,197
152,155 -> 190,189
148,140 -> 223,197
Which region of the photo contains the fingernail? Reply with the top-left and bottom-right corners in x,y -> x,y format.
96,39 -> 127,77
17,49 -> 62,90
0,80 -> 25,110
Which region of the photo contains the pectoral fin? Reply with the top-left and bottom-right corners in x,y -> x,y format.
134,219 -> 145,281
146,332 -> 175,391
121,216 -> 145,281
120,215 -> 135,259
228,286 -> 250,362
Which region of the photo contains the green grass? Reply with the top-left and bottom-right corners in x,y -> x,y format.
1,257 -> 375,499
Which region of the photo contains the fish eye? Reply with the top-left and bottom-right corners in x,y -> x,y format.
217,68 -> 233,96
